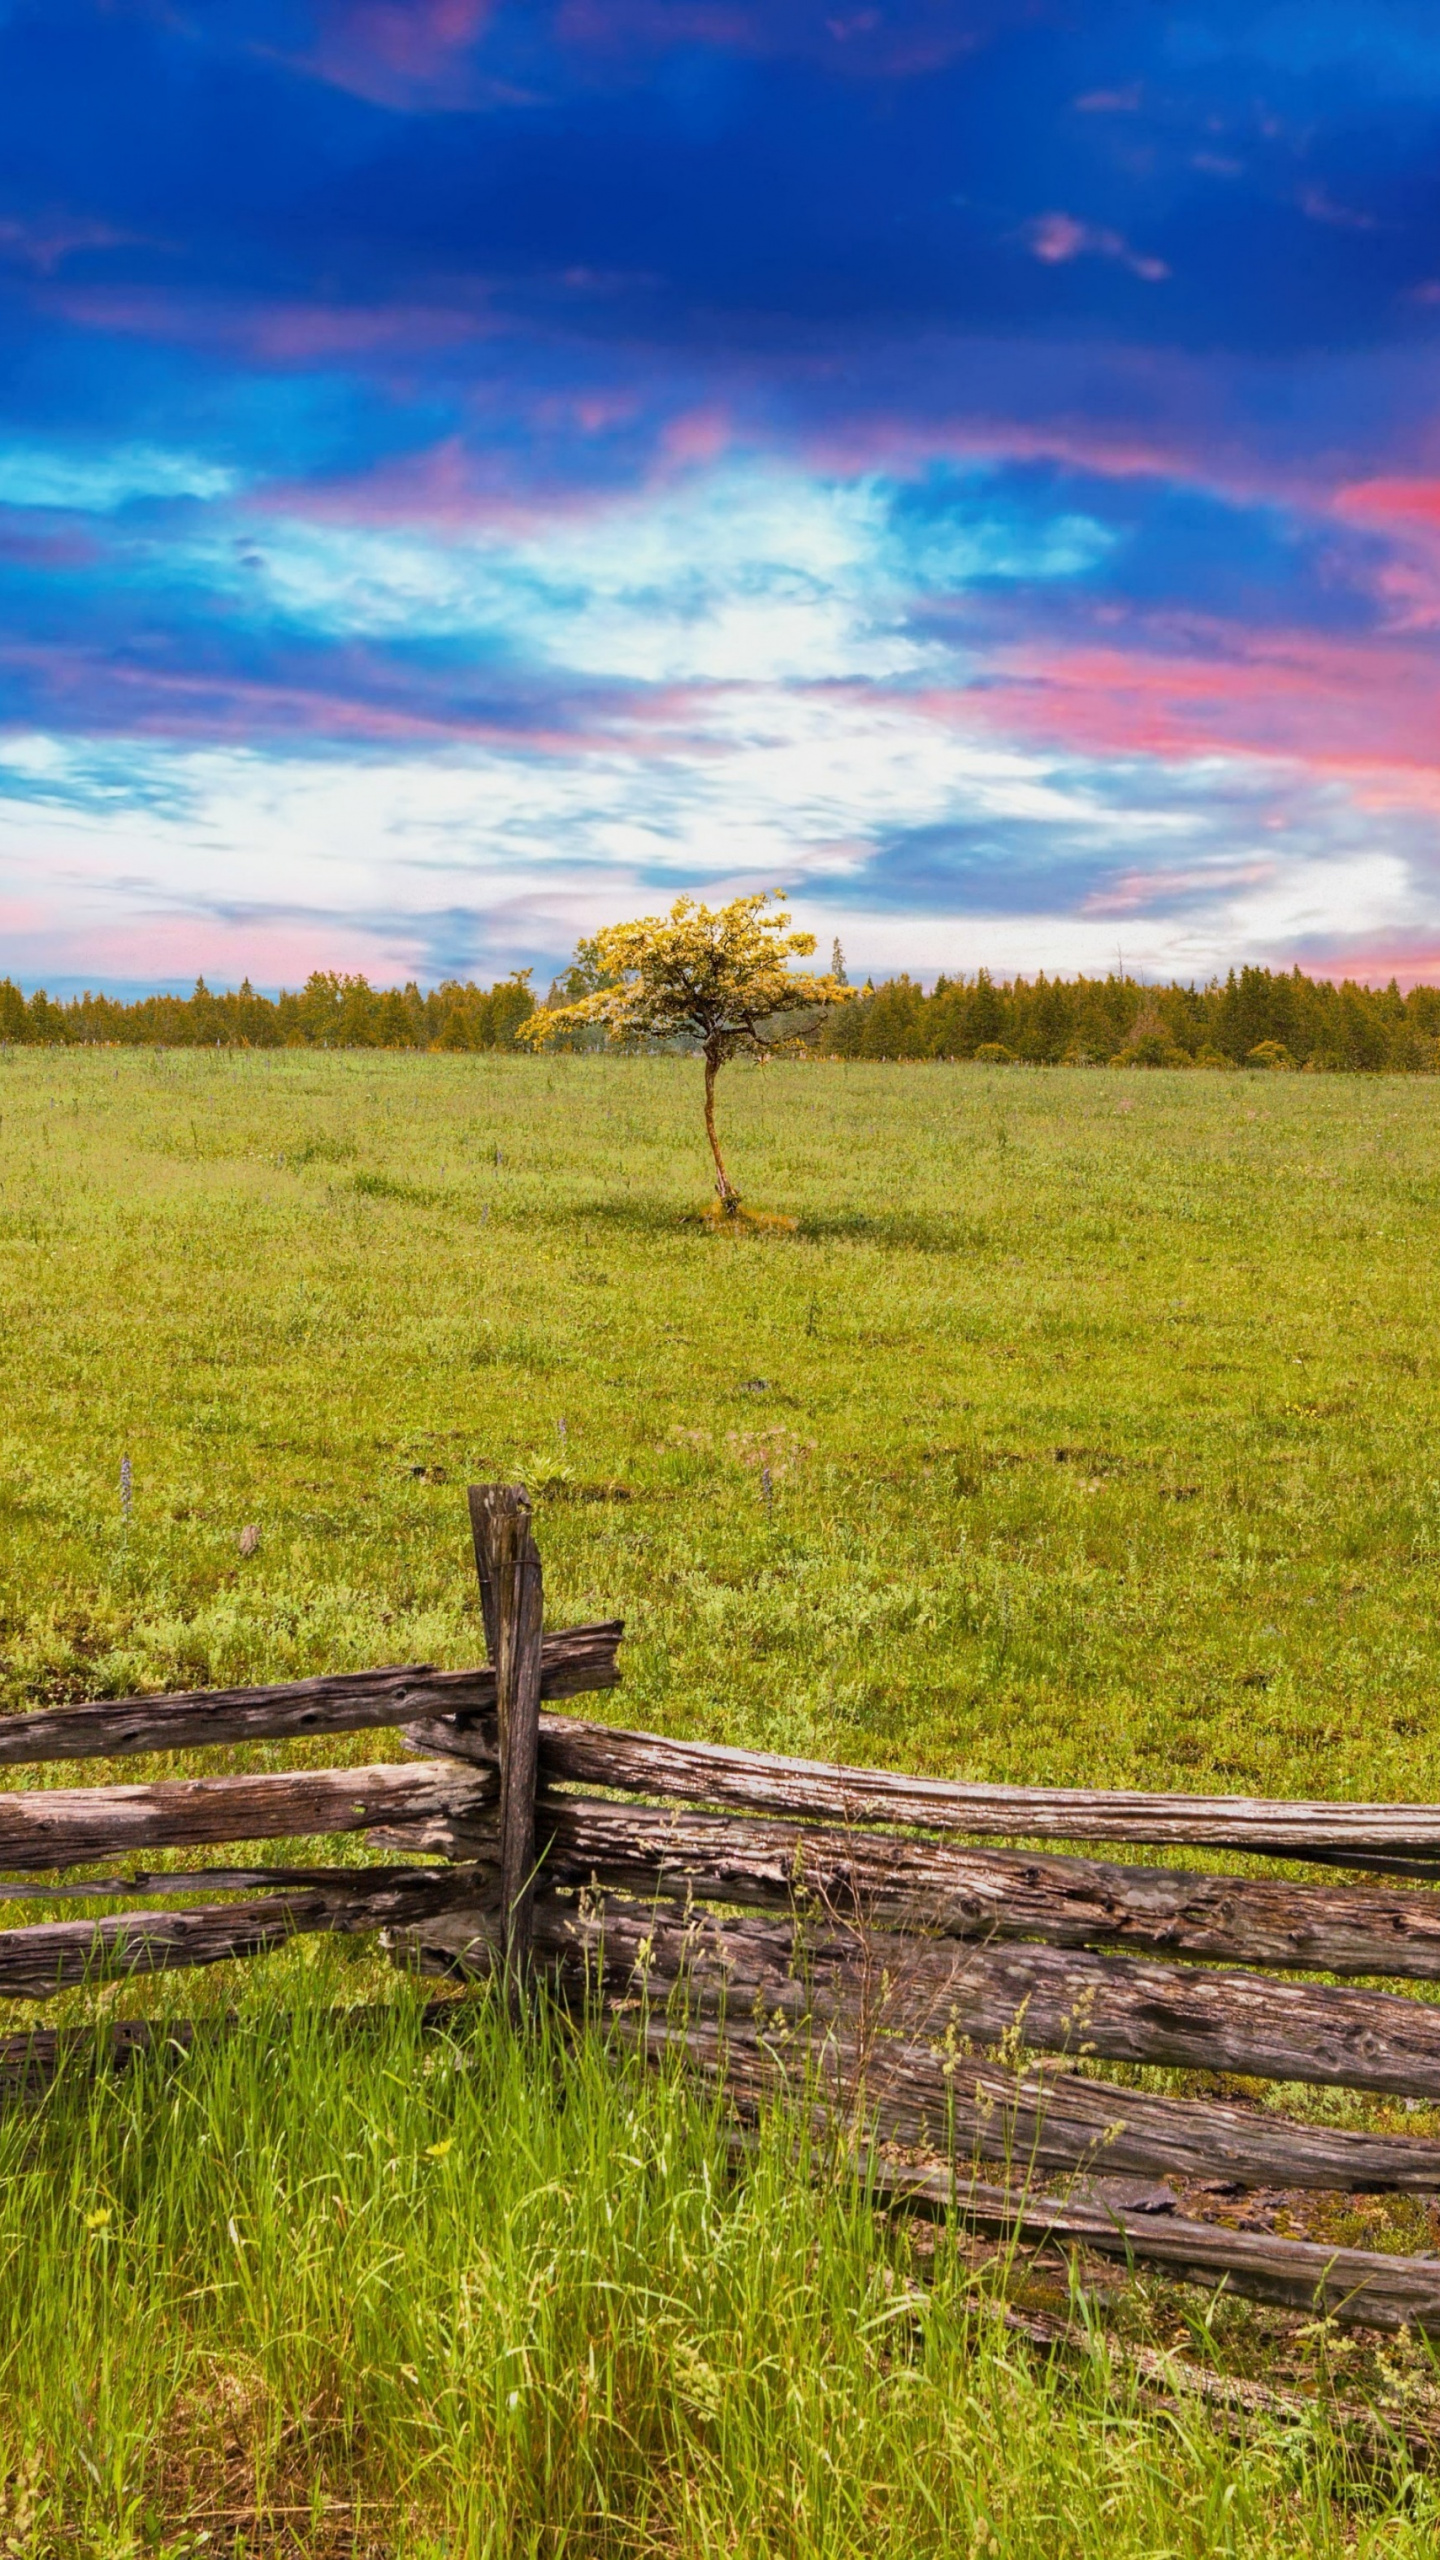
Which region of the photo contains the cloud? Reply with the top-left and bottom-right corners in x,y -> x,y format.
1337,477 -> 1440,530
0,444 -> 238,511
5,0 -> 1440,993
552,0 -> 986,77
1299,184 -> 1380,231
285,1 -> 507,110
1026,214 -> 1169,284
49,285 -> 499,367
959,624 -> 1440,795
6,647 -> 1440,991
0,213 -> 145,274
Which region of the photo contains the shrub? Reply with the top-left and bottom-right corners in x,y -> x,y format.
1110,1031 -> 1191,1069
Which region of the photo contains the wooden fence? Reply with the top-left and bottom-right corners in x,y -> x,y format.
7,1484 -> 1440,2337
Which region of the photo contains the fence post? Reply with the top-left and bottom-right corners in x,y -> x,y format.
467,1483 -> 544,1994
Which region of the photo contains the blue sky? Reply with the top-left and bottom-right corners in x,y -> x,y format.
3,0 -> 1440,990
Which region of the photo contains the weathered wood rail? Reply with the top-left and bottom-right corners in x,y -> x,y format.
6,1486 -> 1440,2339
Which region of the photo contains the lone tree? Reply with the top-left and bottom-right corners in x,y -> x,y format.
522,892 -> 849,1212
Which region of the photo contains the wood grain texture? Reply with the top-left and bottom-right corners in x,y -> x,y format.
411,1794 -> 1440,1983
402,1891 -> 1440,2098
0,1624 -> 620,1768
414,1710 -> 1440,1865
0,1761 -> 496,1873
629,2012 -> 1440,2192
0,1867 -> 488,1998
468,1484 -> 544,1985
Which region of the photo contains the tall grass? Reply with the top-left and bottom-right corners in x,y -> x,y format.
0,1972 -> 1433,2558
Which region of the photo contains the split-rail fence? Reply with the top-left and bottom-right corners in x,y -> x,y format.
7,1484 -> 1440,2337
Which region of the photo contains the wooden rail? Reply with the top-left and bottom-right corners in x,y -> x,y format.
0,1624 -> 620,1767
411,1709 -> 1440,1868
400,1891 -> 1440,2101
6,1486 -> 1440,2338
0,1762 -> 495,1871
394,1793 -> 1440,1981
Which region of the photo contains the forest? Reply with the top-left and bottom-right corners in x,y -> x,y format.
814,964 -> 1440,1070
4,959 -> 1440,1070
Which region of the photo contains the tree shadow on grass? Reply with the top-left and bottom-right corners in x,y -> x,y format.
794,1210 -> 993,1254
529,1195 -> 699,1238
526,1197 -> 991,1253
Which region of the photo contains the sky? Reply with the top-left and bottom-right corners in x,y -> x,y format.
4,3 -> 1440,993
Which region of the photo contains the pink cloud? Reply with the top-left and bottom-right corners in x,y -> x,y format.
328,0 -> 494,78
1299,186 -> 1379,234
0,638 -> 731,764
0,214 -> 147,275
252,425 -> 647,536
1026,213 -> 1168,282
1074,84 -> 1143,113
0,908 -> 432,992
0,642 -> 566,749
251,397 -> 731,537
1284,939 -> 1440,988
800,404 -> 1269,508
0,517 -> 101,570
1029,213 -> 1089,265
553,0 -> 980,75
570,391 -> 642,434
49,284 -> 496,366
281,1 -> 515,110
905,622 -> 1440,807
1080,860 -> 1277,918
1336,477 -> 1440,532
657,405 -> 732,468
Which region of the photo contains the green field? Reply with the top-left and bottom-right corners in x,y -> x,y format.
4,1047 -> 1440,2553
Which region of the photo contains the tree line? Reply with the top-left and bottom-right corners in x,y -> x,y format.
0,970 -> 538,1052
3,957 -> 1440,1071
814,966 -> 1440,1071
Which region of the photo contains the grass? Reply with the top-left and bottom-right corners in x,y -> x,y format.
14,1984 -> 1440,2560
4,1045 -> 1440,2547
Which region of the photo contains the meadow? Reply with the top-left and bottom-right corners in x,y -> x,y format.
4,1046 -> 1440,2552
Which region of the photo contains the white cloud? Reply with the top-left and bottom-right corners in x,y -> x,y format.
211,463 -> 1108,686
0,444 -> 237,511
1,690 -> 1432,990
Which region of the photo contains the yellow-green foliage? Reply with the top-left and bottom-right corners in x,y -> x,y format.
522,891 -> 846,1055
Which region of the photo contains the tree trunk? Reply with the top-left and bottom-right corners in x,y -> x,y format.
703,1044 -> 738,1208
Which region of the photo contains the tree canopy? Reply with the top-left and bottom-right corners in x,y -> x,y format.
522,893 -> 849,1206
